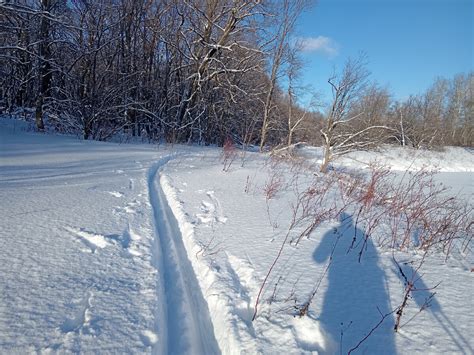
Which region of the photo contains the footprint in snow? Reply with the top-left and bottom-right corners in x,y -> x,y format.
195,194 -> 228,225
113,200 -> 141,215
66,226 -> 132,253
196,201 -> 216,224
65,226 -> 110,253
60,291 -> 101,336
140,330 -> 158,346
121,225 -> 144,257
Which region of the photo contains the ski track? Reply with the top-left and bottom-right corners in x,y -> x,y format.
147,157 -> 220,355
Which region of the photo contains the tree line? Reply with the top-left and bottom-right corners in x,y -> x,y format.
1,0 -> 472,154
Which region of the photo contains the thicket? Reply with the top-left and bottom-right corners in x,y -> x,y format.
1,1 -> 472,151
252,157 -> 472,351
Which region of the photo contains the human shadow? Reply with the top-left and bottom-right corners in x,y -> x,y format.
313,212 -> 396,354
394,262 -> 473,354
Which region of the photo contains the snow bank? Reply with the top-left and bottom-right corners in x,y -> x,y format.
160,174 -> 254,354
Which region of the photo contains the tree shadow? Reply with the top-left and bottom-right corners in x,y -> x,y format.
313,212 -> 396,354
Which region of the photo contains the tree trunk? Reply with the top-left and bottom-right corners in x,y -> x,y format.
35,0 -> 52,131
35,96 -> 45,131
320,145 -> 331,173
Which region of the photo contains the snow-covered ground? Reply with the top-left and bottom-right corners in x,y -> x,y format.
1,118 -> 472,354
297,144 -> 474,173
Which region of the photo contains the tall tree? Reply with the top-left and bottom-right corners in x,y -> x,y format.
320,56 -> 393,172
259,0 -> 312,151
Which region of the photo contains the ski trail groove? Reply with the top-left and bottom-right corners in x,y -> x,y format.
148,157 -> 220,355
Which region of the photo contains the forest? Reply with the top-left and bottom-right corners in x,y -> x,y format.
1,0 -> 472,152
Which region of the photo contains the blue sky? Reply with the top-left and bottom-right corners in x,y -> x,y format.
295,0 -> 473,105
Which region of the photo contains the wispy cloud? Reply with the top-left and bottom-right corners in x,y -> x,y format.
296,36 -> 340,57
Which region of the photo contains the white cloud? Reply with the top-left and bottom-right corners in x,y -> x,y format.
296,36 -> 339,57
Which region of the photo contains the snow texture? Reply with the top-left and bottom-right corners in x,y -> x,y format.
1,117 -> 473,354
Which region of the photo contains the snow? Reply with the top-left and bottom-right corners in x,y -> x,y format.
158,147 -> 473,354
1,117 -> 473,354
298,144 -> 474,172
148,160 -> 219,354
1,119 -> 168,352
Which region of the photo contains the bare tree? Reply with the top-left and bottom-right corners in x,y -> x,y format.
1,0 -> 66,129
320,56 -> 393,172
284,44 -> 318,147
387,73 -> 473,149
259,0 -> 312,151
445,73 -> 473,146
